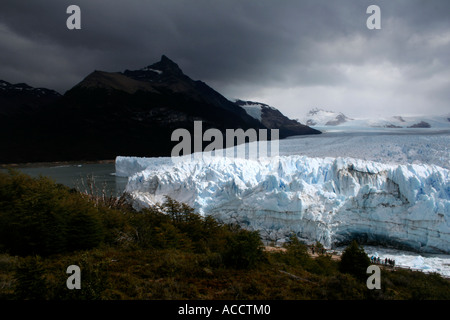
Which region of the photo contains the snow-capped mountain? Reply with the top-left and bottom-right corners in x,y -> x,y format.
117,154 -> 450,254
302,108 -> 352,126
358,115 -> 450,129
234,100 -> 320,138
302,108 -> 450,129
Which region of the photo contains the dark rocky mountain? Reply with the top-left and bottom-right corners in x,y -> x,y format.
234,100 -> 320,137
407,121 -> 431,128
0,56 -> 320,164
0,80 -> 61,116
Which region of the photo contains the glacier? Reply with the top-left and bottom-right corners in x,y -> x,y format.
279,129 -> 450,170
117,154 -> 450,254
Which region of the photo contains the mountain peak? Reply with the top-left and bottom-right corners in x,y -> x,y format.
152,55 -> 183,75
123,55 -> 184,82
160,54 -> 172,63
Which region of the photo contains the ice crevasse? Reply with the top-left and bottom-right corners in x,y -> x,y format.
116,155 -> 450,254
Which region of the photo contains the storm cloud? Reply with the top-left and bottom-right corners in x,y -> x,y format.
1,0 -> 449,118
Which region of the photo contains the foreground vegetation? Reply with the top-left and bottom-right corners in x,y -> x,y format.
0,170 -> 449,300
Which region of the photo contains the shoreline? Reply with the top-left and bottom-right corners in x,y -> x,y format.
0,159 -> 116,169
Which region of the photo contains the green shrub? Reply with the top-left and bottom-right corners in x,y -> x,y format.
0,170 -> 106,256
283,234 -> 311,265
308,254 -> 338,276
222,225 -> 266,269
318,273 -> 366,299
338,240 -> 371,281
13,256 -> 47,300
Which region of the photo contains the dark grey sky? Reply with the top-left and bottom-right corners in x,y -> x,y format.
1,0 -> 449,118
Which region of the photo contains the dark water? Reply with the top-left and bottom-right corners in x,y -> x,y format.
6,163 -> 128,197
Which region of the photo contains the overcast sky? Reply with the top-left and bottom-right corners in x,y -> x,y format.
1,0 -> 449,119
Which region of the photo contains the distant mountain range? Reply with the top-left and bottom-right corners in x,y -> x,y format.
0,55 -> 319,164
302,108 -> 450,129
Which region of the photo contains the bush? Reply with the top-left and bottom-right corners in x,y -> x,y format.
51,254 -> 109,300
283,234 -> 311,265
0,170 -> 106,256
222,225 -> 266,269
308,254 -> 338,276
13,256 -> 47,300
318,273 -> 366,299
338,240 -> 371,281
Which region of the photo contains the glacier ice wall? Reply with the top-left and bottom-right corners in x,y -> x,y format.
117,155 -> 450,253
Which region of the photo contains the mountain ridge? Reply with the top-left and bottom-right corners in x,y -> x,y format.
0,55 -> 320,164
302,108 -> 450,129
0,80 -> 61,116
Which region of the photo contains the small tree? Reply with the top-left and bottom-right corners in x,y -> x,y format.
223,227 -> 266,269
285,235 -> 309,258
282,234 -> 313,268
339,240 -> 370,281
314,241 -> 325,255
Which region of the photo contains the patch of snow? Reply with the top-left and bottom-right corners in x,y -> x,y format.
141,67 -> 163,74
234,100 -> 279,121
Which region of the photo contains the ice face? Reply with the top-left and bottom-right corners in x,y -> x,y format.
117,154 -> 450,254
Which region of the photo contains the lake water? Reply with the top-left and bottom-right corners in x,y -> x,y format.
8,162 -> 128,197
